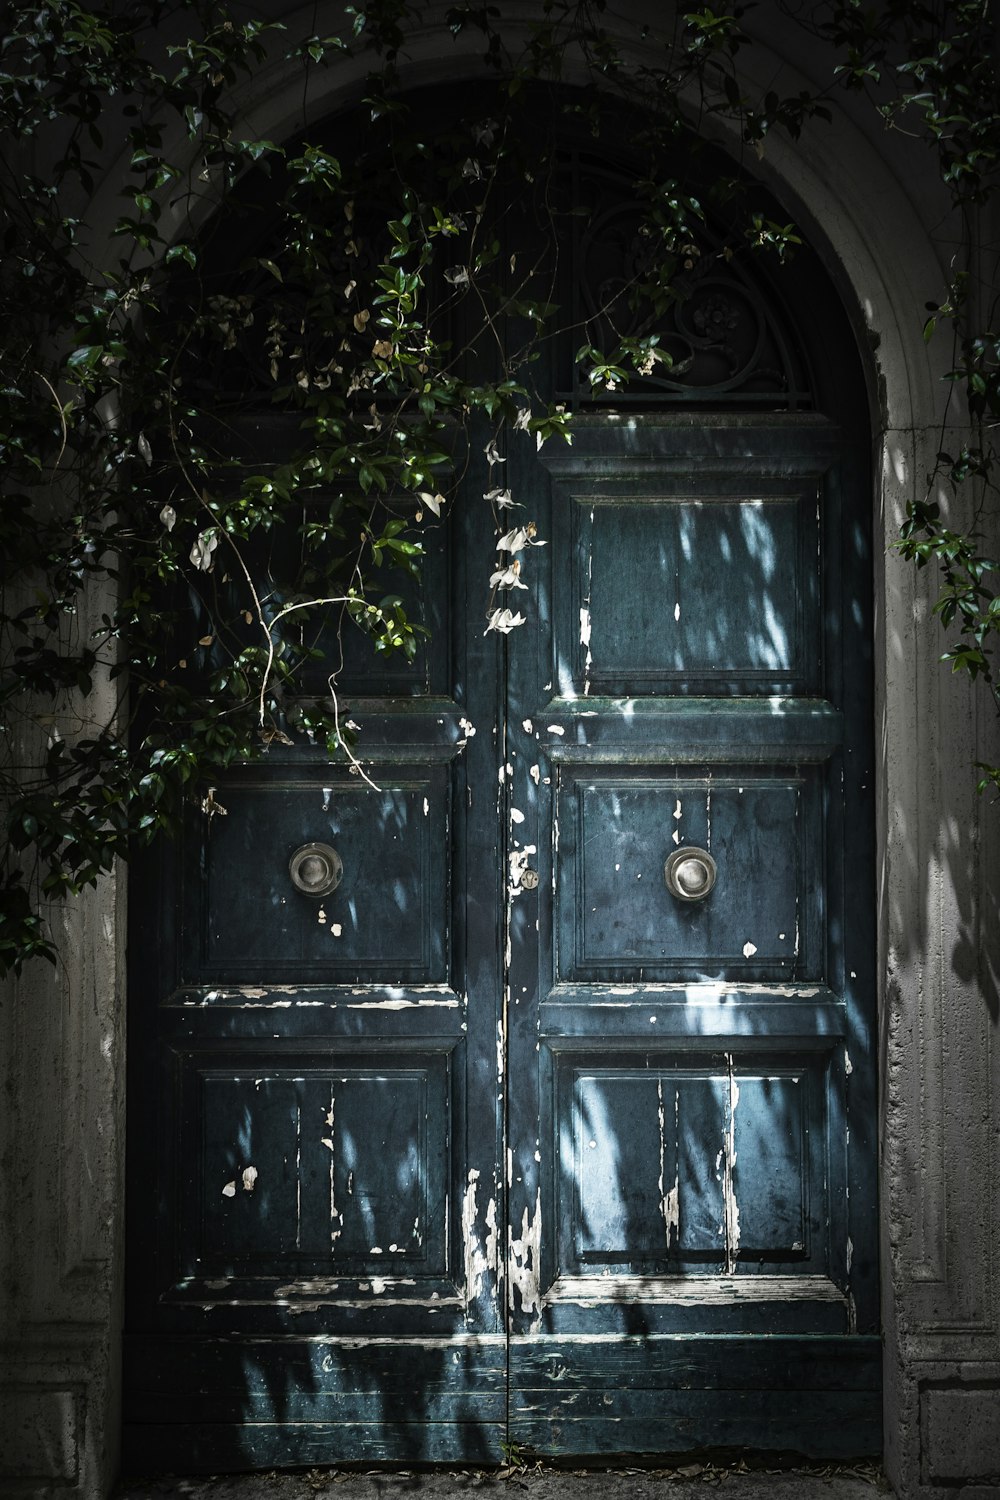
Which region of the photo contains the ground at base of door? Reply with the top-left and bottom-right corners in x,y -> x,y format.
115,1458 -> 892,1500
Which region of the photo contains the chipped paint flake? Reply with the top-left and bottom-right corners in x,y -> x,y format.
510,806 -> 525,824
522,718 -> 533,733
844,1048 -> 854,1076
222,1180 -> 236,1198
724,1060 -> 741,1273
742,940 -> 757,958
242,1165 -> 258,1193
508,1187 -> 542,1324
673,799 -> 682,821
674,601 -> 681,622
529,763 -> 540,785
546,724 -> 565,736
462,1168 -> 495,1311
656,1080 -> 680,1252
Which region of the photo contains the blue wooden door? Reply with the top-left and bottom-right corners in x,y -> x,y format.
124,150 -> 879,1467
125,407 -> 878,1467
124,464 -> 511,1467
503,415 -> 879,1455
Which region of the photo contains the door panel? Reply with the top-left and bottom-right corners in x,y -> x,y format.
126,407 -> 878,1465
557,767 -> 821,981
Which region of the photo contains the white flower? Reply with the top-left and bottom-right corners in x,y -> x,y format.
497,523 -> 545,553
444,265 -> 470,286
418,491 -> 446,517
484,439 -> 504,466
484,487 -> 515,508
485,607 -> 526,634
490,561 -> 527,589
513,407 -> 531,431
159,503 -> 177,532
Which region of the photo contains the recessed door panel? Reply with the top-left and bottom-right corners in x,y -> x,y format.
185,767 -> 449,983
556,766 -> 821,982
578,492 -> 820,694
557,1054 -> 826,1278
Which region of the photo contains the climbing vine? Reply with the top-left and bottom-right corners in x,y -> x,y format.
1,0 -> 997,976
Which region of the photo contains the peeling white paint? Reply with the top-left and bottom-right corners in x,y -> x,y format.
331,923 -> 343,937
459,716 -> 477,739
462,1168 -> 495,1311
508,1188 -> 542,1323
546,724 -> 565,736
847,1235 -> 854,1273
510,807 -> 525,824
844,1048 -> 854,1076
345,997 -> 460,1010
544,1274 -> 847,1307
657,1081 -> 680,1252
674,602 -> 681,622
522,718 -> 533,733
423,797 -> 429,816
579,606 -> 592,648
724,1062 -> 741,1272
671,830 -> 681,845
742,940 -> 757,958
242,1166 -> 258,1193
222,1180 -> 236,1198
322,787 -> 333,811
673,799 -> 682,821
529,763 -> 540,785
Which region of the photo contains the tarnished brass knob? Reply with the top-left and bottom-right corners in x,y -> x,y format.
289,842 -> 343,897
664,846 -> 717,902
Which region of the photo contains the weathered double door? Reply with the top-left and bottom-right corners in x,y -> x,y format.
125,409 -> 880,1468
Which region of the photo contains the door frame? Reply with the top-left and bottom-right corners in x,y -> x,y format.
121,77 -> 879,1469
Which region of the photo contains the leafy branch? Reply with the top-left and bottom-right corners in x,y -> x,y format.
3,0 -> 999,977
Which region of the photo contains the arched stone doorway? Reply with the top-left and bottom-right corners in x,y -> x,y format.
122,92 -> 878,1470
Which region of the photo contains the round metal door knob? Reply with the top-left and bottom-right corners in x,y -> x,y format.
664,846 -> 717,902
289,842 -> 343,897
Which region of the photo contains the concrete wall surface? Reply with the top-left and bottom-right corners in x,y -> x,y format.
1,5 -> 998,1497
